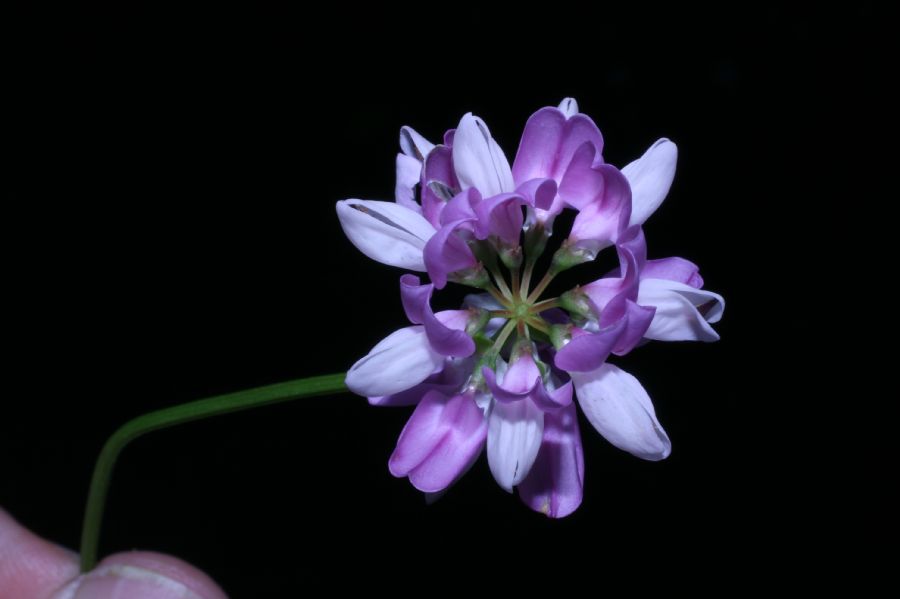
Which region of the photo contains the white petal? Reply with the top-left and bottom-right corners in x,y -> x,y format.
336,200 -> 436,271
558,97 -> 579,118
346,326 -> 444,396
623,139 -> 678,227
399,126 -> 435,161
487,398 -> 544,492
452,113 -> 514,197
395,153 -> 423,208
572,364 -> 671,461
638,278 -> 724,342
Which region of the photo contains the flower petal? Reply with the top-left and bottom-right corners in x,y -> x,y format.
567,160 -> 633,246
369,358 -> 472,407
473,192 -> 527,243
421,145 -> 459,227
423,219 -> 478,289
518,402 -> 584,518
389,390 -> 487,493
395,153 -> 423,212
516,177 -> 558,211
623,138 -> 678,227
554,319 -> 626,373
558,97 -> 579,118
483,354 -> 573,412
452,113 -> 514,197
487,398 -> 544,492
439,188 -> 479,225
572,363 -> 671,461
610,300 -> 656,355
638,278 -> 724,342
512,107 -> 604,185
336,200 -> 436,271
398,275 -> 475,357
399,126 -> 435,162
642,257 -> 704,288
346,326 -> 444,397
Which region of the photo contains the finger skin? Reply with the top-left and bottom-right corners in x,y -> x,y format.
1,507 -> 227,599
0,507 -> 79,599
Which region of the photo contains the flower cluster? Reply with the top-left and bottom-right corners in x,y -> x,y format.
336,98 -> 723,517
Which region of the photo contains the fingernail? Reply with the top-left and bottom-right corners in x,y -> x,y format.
60,564 -> 203,599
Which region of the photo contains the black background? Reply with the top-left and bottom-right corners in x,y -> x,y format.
5,4 -> 885,595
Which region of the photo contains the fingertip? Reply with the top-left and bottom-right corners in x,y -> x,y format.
0,507 -> 80,599
93,552 -> 227,599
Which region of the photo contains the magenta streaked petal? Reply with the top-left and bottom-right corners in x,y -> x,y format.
582,278 -> 626,312
425,309 -> 475,357
473,192 -> 527,243
554,318 -> 626,373
557,142 -> 602,210
534,379 -> 574,412
399,273 -> 431,324
512,107 -> 604,185
434,309 -> 471,331
399,275 -> 475,357
453,113 -> 514,197
421,145 -> 460,226
582,226 -> 647,312
423,219 -> 478,289
567,163 -> 633,252
611,300 -> 656,355
483,357 -> 573,412
389,390 -> 487,493
518,402 -> 584,518
642,257 -> 704,288
516,177 -> 558,211
443,128 -> 455,146
616,225 -> 647,276
440,188 -> 479,225
482,353 -> 541,401
572,364 -> 671,461
623,138 -> 677,227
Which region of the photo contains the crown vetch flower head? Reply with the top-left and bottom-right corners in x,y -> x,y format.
337,98 -> 724,517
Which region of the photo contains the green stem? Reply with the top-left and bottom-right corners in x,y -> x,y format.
486,284 -> 512,308
531,298 -> 560,313
527,271 -> 556,304
491,320 -> 516,352
520,256 -> 537,300
525,316 -> 552,335
79,372 -> 348,573
487,264 -> 514,300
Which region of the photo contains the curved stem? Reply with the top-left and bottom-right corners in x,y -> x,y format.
79,372 -> 348,573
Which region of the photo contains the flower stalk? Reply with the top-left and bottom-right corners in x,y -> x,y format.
79,373 -> 348,573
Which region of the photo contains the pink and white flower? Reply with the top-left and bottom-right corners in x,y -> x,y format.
337,98 -> 724,517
